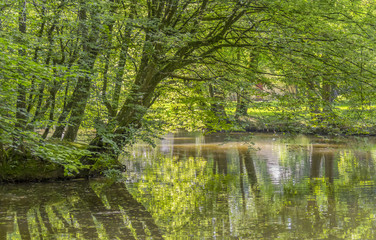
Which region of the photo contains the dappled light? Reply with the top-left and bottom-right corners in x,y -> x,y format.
1,133 -> 376,238
125,133 -> 376,239
1,0 -> 376,238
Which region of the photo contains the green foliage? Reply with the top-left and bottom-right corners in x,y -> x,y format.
1,0 -> 376,180
32,141 -> 90,176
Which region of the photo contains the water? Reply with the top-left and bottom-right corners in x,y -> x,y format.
1,133 -> 376,239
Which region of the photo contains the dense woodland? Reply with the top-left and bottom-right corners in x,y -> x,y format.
1,0 -> 376,180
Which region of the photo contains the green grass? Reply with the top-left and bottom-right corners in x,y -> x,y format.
225,101 -> 376,135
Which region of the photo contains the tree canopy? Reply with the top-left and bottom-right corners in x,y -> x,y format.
1,0 -> 376,179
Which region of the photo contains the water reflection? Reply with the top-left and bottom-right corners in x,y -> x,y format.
1,133 -> 376,239
127,133 -> 376,239
0,180 -> 163,239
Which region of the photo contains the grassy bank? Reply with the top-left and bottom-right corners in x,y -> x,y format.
229,101 -> 376,136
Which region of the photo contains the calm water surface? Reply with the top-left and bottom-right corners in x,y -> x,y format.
1,133 -> 376,239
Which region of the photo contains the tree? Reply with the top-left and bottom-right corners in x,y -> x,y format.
85,0 -> 270,160
1,0 -> 376,179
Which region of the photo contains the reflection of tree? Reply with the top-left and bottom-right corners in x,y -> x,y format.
211,149 -> 228,175
239,148 -> 258,190
18,207 -> 31,239
307,147 -> 322,230
296,145 -> 342,239
238,147 -> 259,214
129,133 -> 376,239
204,147 -> 230,238
0,181 -> 163,239
324,149 -> 336,229
305,146 -> 337,236
105,183 -> 164,239
0,209 -> 9,240
239,148 -> 247,213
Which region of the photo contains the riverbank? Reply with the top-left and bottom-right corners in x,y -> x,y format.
0,139 -> 126,183
0,158 -> 65,183
240,118 -> 376,136
2,117 -> 375,184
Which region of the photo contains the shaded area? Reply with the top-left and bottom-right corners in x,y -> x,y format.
0,180 -> 163,239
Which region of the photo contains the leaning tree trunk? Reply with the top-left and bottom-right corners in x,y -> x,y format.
81,62 -> 164,169
78,0 -> 248,170
62,75 -> 92,141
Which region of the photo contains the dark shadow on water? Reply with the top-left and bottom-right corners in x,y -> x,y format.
0,180 -> 164,239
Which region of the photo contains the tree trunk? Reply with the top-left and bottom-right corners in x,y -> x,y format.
29,83 -> 45,125
15,0 -> 27,130
208,84 -> 228,123
235,92 -> 248,120
322,80 -> 332,114
63,75 -> 92,141
54,2 -> 100,141
42,87 -> 57,139
307,80 -> 320,118
82,64 -> 163,166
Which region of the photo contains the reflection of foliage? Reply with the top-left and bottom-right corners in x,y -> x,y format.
128,155 -> 213,236
338,150 -> 376,184
0,181 -> 163,239
126,134 -> 376,239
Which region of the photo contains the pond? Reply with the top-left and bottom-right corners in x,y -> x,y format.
1,132 -> 376,239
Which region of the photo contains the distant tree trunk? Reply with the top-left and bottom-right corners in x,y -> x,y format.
322,80 -> 332,114
208,84 -> 228,121
51,39 -> 80,139
307,80 -> 320,117
51,76 -> 76,139
235,92 -> 248,120
0,142 -> 5,165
